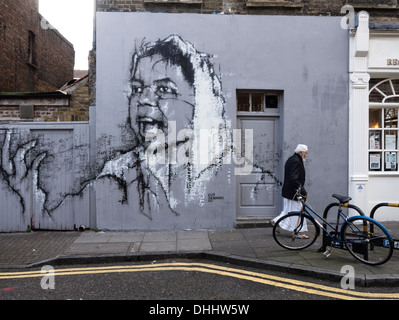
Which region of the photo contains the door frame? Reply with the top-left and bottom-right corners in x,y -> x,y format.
235,90 -> 283,221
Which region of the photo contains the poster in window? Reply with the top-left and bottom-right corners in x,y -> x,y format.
385,135 -> 396,150
369,132 -> 380,150
370,153 -> 381,170
385,152 -> 397,170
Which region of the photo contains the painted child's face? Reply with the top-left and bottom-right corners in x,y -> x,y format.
129,54 -> 195,146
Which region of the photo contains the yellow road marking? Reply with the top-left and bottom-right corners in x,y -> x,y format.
0,262 -> 397,300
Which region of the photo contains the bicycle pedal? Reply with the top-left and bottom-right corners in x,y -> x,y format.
323,247 -> 332,258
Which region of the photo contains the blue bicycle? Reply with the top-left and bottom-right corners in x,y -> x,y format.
272,191 -> 394,265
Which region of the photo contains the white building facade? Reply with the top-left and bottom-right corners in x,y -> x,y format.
350,11 -> 399,220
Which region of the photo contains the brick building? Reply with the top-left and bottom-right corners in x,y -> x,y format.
0,74 -> 89,123
95,0 -> 399,18
0,0 -> 75,92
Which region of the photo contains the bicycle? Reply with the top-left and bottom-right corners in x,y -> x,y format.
272,191 -> 394,265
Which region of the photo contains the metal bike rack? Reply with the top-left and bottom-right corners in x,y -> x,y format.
318,202 -> 365,252
370,202 -> 399,250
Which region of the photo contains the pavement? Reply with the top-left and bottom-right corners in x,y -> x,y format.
1,222 -> 399,287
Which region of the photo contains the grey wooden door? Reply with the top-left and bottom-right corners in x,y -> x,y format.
236,116 -> 281,217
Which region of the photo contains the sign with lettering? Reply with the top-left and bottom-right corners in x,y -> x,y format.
368,37 -> 399,69
387,59 -> 399,66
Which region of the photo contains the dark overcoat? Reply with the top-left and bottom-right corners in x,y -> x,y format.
281,153 -> 307,200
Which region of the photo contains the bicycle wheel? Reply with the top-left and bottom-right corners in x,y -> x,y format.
341,217 -> 393,265
273,212 -> 319,250
318,202 -> 365,252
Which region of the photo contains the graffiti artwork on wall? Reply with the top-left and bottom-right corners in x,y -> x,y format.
0,130 -> 45,214
0,34 -> 281,225
0,128 -> 91,220
97,34 -> 230,219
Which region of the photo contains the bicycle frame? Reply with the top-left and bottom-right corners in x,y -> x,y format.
298,200 -> 392,247
297,200 -> 355,247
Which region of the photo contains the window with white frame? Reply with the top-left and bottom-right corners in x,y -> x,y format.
369,79 -> 399,172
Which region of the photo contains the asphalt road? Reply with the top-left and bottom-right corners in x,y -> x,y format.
0,259 -> 398,306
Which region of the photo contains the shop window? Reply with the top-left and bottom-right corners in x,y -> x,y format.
237,91 -> 279,113
369,79 -> 399,172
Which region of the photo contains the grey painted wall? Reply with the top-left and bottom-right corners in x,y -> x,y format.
95,12 -> 349,230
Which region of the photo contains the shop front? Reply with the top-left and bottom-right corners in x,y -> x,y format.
350,12 -> 399,220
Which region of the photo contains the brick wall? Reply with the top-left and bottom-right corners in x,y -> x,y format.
62,76 -> 90,122
0,0 -> 75,92
0,104 -> 67,123
95,0 -> 399,20
0,106 -> 20,122
0,76 -> 90,123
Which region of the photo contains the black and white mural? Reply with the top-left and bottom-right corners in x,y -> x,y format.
1,13 -> 350,231
0,126 -> 92,230
0,35 -> 240,230
96,34 -> 236,223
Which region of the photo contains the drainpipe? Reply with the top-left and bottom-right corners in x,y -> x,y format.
92,0 -> 97,50
89,0 -> 97,229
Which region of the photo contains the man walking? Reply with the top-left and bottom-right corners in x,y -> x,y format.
271,144 -> 308,233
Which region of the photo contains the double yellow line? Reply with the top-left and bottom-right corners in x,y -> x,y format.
0,262 -> 398,300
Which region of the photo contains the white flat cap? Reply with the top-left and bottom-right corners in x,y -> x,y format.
295,144 -> 308,153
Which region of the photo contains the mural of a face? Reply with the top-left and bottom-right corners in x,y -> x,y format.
128,34 -> 227,163
129,54 -> 195,148
97,34 -> 226,217
89,34 -> 230,220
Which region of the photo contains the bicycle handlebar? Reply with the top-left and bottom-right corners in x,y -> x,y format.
294,186 -> 306,202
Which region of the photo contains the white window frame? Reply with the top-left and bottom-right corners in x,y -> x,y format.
369,78 -> 399,175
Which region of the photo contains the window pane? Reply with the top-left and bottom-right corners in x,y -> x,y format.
384,96 -> 399,103
384,152 -> 398,171
369,131 -> 381,150
369,109 -> 381,128
384,108 -> 398,128
266,95 -> 278,108
237,93 -> 250,112
384,130 -> 397,150
251,93 -> 263,112
369,152 -> 382,171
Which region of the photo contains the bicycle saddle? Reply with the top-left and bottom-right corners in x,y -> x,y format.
332,194 -> 352,204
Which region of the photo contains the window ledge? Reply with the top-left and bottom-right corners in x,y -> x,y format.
369,171 -> 399,176
237,110 -> 280,116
